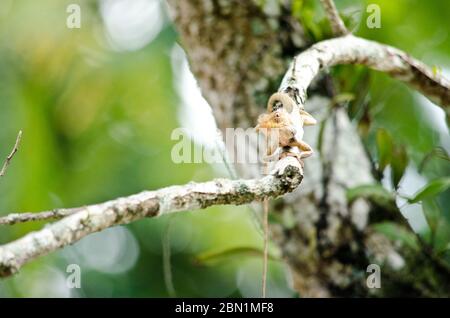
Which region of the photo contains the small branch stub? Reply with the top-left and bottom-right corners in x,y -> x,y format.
320,0 -> 349,36
0,130 -> 22,177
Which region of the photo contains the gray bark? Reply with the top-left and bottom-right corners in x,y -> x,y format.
0,157 -> 302,277
1,0 -> 449,297
167,0 -> 450,297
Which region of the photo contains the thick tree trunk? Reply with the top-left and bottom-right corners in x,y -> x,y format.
167,0 -> 450,297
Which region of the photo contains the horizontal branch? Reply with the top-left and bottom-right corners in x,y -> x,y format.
0,157 -> 303,277
2,30 -> 448,280
281,35 -> 450,111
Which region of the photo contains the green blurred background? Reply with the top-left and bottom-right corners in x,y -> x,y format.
0,0 -> 449,297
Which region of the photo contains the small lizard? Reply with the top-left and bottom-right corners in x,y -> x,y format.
256,92 -> 316,166
255,91 -> 317,297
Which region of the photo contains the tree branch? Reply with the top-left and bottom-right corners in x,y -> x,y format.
281,35 -> 450,111
0,157 -> 303,277
1,19 -> 449,280
319,0 -> 349,36
0,208 -> 82,225
0,130 -> 22,177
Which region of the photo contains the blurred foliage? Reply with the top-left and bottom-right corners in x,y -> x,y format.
0,0 -> 449,297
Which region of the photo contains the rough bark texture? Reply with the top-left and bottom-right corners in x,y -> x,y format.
166,0 -> 306,131
0,157 -> 302,277
319,0 -> 349,36
281,35 -> 450,110
1,0 -> 448,297
168,0 -> 450,297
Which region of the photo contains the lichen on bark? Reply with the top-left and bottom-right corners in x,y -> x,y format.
167,0 -> 450,297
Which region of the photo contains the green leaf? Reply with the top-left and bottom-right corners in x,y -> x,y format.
347,184 -> 395,207
408,177 -> 450,203
373,222 -> 419,250
433,218 -> 450,253
332,92 -> 355,105
194,247 -> 279,266
391,145 -> 409,189
376,129 -> 393,172
422,198 -> 441,234
418,147 -> 450,173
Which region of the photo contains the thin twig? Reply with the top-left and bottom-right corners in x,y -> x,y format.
0,207 -> 83,225
319,0 -> 349,36
0,130 -> 23,177
162,215 -> 177,297
262,143 -> 270,298
262,197 -> 269,298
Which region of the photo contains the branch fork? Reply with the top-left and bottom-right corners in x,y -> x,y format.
1,0 -> 449,278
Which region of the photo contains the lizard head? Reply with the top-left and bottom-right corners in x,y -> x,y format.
267,92 -> 296,113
